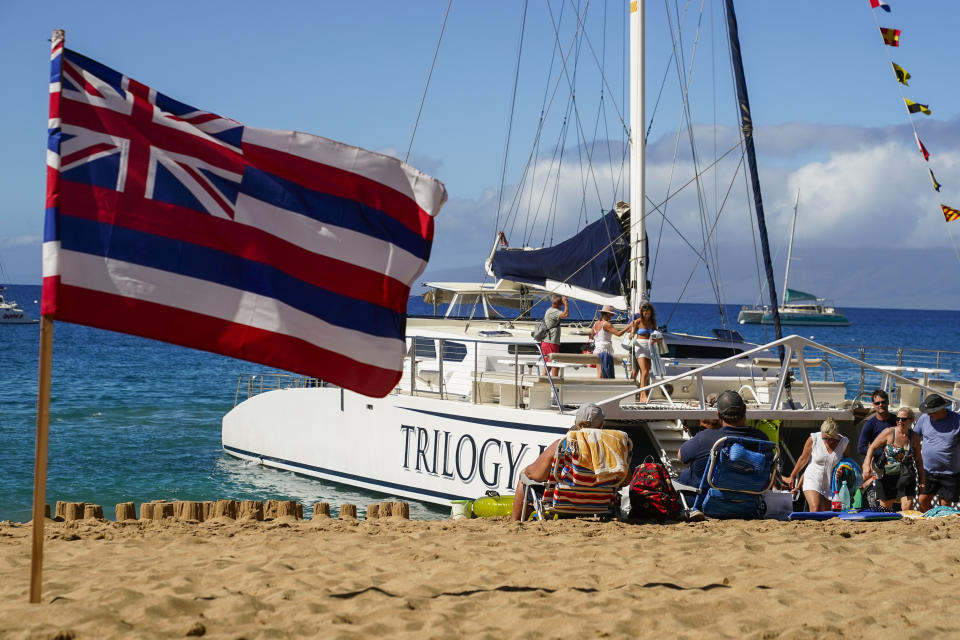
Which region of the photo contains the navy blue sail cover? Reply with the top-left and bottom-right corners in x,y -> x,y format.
490,210 -> 628,296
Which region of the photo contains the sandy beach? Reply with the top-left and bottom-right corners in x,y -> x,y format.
2,515 -> 959,639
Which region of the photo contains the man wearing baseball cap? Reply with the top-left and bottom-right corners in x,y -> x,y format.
677,390 -> 768,498
914,394 -> 960,511
511,403 -> 605,521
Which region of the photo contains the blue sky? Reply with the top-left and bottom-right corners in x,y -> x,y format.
2,1 -> 960,308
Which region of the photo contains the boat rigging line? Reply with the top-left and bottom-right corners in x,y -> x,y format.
404,0 -> 454,164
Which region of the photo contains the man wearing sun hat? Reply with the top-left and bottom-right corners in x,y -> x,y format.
914,394 -> 960,511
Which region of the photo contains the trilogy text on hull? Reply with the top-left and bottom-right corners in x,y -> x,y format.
400,426 -> 549,491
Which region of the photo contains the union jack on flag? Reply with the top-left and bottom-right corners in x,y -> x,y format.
45,33 -> 447,397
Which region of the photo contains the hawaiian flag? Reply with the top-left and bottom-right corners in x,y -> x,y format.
942,205 -> 960,222
880,27 -> 901,47
870,0 -> 891,12
45,35 -> 447,397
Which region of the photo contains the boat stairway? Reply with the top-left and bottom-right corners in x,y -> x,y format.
612,408 -> 688,470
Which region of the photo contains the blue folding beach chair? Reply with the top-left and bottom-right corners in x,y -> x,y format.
692,436 -> 779,519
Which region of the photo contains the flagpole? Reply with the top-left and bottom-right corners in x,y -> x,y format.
29,315 -> 54,603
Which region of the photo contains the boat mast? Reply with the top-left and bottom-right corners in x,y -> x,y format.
723,0 -> 783,345
782,190 -> 800,306
629,0 -> 647,314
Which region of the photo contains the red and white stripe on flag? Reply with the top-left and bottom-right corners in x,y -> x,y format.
44,33 -> 447,397
869,0 -> 891,12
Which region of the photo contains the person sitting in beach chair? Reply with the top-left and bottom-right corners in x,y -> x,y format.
510,404 -> 632,521
692,434 -> 779,519
675,391 -> 768,507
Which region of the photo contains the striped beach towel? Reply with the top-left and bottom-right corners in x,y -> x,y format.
543,429 -> 632,515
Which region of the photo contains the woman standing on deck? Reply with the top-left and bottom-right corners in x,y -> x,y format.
628,301 -> 661,401
592,305 -> 628,378
786,418 -> 849,511
861,408 -> 924,512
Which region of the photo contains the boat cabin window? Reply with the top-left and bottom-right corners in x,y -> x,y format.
507,344 -> 542,356
440,341 -> 467,362
409,337 -> 436,359
407,338 -> 468,362
666,344 -> 744,359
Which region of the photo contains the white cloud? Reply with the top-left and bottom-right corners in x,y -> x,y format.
0,235 -> 42,248
423,120 -> 960,308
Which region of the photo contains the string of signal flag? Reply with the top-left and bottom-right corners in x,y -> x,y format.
870,0 -> 959,223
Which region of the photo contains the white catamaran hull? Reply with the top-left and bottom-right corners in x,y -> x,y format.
223,387 -> 570,505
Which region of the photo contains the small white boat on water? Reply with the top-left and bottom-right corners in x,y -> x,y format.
0,288 -> 38,324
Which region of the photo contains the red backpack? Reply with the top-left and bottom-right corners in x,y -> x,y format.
628,461 -> 683,520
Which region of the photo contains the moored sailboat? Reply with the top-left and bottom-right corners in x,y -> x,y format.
738,193 -> 850,326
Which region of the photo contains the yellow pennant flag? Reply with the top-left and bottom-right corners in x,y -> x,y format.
892,62 -> 911,86
930,169 -> 942,192
942,204 -> 960,222
905,99 -> 932,115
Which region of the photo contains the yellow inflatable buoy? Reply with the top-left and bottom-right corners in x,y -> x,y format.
470,493 -> 514,518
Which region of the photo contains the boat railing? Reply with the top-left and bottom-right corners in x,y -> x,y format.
818,343 -> 960,403
403,335 -> 563,411
230,336 -> 566,409
233,373 -> 326,404
232,336 -> 960,418
594,334 -> 959,420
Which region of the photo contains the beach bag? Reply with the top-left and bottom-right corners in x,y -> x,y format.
620,333 -> 635,350
871,449 -> 887,479
531,320 -> 549,342
628,460 -> 682,520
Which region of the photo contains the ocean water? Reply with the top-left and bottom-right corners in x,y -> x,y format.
2,284 -> 959,522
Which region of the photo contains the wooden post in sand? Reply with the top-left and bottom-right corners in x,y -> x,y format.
83,504 -> 104,520
238,500 -> 263,521
176,501 -> 204,521
153,502 -> 174,520
213,500 -> 238,519
115,503 -> 136,521
392,502 -> 410,519
312,502 -> 330,519
262,500 -> 277,520
275,501 -> 300,519
63,502 -> 86,521
29,313 -> 55,603
339,504 -> 357,519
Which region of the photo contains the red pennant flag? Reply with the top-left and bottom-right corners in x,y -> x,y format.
942,205 -> 960,222
870,0 -> 892,12
880,27 -> 901,46
915,133 -> 930,161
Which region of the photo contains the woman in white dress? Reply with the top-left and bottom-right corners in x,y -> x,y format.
591,304 -> 627,378
785,418 -> 849,511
